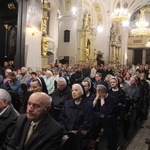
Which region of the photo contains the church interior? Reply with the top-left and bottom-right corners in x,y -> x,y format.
1,1 -> 150,150
0,0 -> 150,69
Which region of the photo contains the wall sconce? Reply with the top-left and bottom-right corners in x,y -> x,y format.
31,27 -> 39,36
27,27 -> 39,36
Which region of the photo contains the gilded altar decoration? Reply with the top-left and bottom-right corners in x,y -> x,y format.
43,1 -> 51,11
84,47 -> 90,61
83,11 -> 93,29
109,23 -> 121,64
42,36 -> 48,56
94,49 -> 97,60
8,2 -> 16,9
41,16 -> 49,56
77,11 -> 97,64
42,17 -> 49,35
41,1 -> 50,56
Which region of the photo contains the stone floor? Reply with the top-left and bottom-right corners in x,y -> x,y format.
125,117 -> 150,150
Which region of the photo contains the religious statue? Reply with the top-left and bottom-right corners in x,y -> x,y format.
83,11 -> 93,29
84,46 -> 90,61
96,51 -> 104,66
110,24 -> 117,41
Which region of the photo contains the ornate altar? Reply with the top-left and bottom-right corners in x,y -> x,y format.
109,22 -> 122,64
77,11 -> 97,64
41,1 -> 50,68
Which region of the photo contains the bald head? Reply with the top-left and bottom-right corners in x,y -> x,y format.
27,92 -> 52,122
29,92 -> 51,108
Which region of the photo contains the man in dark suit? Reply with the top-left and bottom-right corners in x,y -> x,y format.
0,89 -> 19,150
7,92 -> 63,150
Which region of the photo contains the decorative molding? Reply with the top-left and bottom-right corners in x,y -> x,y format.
128,37 -> 149,48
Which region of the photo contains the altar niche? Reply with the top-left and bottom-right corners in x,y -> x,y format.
77,11 -> 96,64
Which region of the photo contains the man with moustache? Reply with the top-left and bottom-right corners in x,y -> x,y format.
7,92 -> 63,150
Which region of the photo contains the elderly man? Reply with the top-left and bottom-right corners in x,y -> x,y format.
7,92 -> 63,150
52,77 -> 72,121
0,89 -> 19,149
18,67 -> 30,85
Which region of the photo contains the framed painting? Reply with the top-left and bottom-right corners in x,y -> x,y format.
26,0 -> 42,31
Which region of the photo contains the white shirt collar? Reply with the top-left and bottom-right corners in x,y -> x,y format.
112,88 -> 119,91
0,105 -> 10,116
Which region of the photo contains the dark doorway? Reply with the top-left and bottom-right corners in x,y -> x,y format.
146,50 -> 150,65
134,49 -> 142,65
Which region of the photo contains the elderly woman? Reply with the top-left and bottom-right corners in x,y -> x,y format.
43,70 -> 55,95
59,83 -> 93,150
90,84 -> 116,150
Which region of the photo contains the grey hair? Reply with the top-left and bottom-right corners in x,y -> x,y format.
21,67 -> 27,72
57,77 -> 67,86
5,69 -> 12,73
0,89 -> 11,104
46,70 -> 53,76
96,84 -> 107,93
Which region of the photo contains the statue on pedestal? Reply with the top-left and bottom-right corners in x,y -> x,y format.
96,51 -> 104,66
83,11 -> 93,29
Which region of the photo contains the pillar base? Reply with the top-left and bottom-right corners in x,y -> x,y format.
41,56 -> 48,68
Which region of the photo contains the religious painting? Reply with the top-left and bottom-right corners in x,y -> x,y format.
26,0 -> 42,30
8,27 -> 17,59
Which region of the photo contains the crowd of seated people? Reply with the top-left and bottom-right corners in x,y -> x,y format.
0,61 -> 150,150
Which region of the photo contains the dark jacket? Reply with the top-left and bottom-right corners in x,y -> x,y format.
0,105 -> 19,150
109,88 -> 126,118
59,99 -> 93,134
74,71 -> 84,83
90,94 -> 115,118
7,114 -> 63,150
82,68 -> 91,78
52,86 -> 72,109
5,78 -> 22,94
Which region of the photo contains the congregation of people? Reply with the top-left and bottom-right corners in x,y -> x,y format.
0,60 -> 150,150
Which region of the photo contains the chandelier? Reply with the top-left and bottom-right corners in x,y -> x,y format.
131,8 -> 150,36
146,42 -> 150,47
111,0 -> 130,23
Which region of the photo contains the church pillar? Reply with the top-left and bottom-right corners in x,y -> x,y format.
15,0 -> 27,68
142,49 -> 146,64
121,27 -> 128,65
